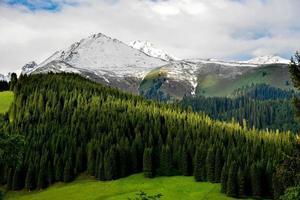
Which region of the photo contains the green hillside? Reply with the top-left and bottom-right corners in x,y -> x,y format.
0,74 -> 296,200
0,91 -> 13,113
196,64 -> 292,97
5,174 -> 246,200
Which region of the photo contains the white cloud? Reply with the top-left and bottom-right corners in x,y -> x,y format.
0,0 -> 300,74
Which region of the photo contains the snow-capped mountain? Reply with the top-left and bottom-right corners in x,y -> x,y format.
20,32 -> 291,99
129,40 -> 178,61
241,55 -> 290,65
29,33 -> 168,79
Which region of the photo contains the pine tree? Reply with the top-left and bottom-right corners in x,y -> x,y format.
206,147 -> 215,182
143,148 -> 153,178
181,147 -> 189,176
251,163 -> 262,198
55,157 -> 63,182
25,164 -> 35,191
37,166 -> 47,189
159,145 -> 172,176
237,167 -> 245,197
194,148 -> 202,181
214,148 -> 222,182
12,167 -> 21,190
226,162 -> 238,197
220,164 -> 228,193
63,159 -> 72,183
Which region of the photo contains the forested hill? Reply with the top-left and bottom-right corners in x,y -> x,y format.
179,84 -> 300,133
0,73 -> 297,199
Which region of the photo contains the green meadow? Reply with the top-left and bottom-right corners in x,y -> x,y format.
5,174 -> 251,200
0,91 -> 13,113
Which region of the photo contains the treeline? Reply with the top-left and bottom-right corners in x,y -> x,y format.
0,81 -> 9,92
0,73 -> 297,199
233,84 -> 295,100
180,84 -> 299,133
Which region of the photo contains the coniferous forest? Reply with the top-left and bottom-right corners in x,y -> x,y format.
0,73 -> 299,199
179,84 -> 300,133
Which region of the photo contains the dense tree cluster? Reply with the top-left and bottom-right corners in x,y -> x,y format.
179,84 -> 299,133
0,73 -> 297,199
0,81 -> 9,92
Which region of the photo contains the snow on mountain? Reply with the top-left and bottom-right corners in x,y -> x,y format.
129,40 -> 178,61
241,55 -> 290,65
30,33 -> 168,78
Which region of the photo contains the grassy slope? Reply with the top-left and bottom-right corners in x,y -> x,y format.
196,64 -> 293,97
5,174 -> 250,200
0,91 -> 13,113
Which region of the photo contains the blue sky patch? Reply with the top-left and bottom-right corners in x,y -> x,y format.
5,0 -> 62,11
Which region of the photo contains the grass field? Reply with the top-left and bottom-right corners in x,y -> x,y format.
0,91 -> 13,113
5,174 -> 251,200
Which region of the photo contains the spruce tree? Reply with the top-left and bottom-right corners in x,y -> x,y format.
220,164 -> 228,193
214,149 -> 222,182
25,164 -> 35,191
181,147 -> 189,176
206,147 -> 215,182
194,148 -> 202,181
251,163 -> 262,198
226,162 -> 238,197
63,159 -> 72,183
159,145 -> 172,176
237,167 -> 245,197
143,148 -> 153,178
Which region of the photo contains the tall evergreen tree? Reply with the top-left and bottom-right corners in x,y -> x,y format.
143,148 -> 153,178
206,147 -> 215,182
226,162 -> 238,197
194,148 -> 202,182
237,167 -> 245,197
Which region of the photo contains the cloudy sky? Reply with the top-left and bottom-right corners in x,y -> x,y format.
0,0 -> 300,74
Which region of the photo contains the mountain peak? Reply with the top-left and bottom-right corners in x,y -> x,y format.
244,55 -> 290,65
129,40 -> 179,61
28,33 -> 168,78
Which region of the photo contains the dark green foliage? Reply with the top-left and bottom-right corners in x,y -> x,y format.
63,159 -> 73,183
0,81 -> 9,92
251,163 -> 262,198
9,73 -> 17,91
0,73 -> 296,199
179,84 -> 300,133
128,191 -> 163,200
193,148 -> 202,182
159,145 -> 172,176
220,164 -> 228,193
25,163 -> 35,191
237,167 -> 245,197
279,186 -> 300,200
143,148 -> 153,178
206,147 -> 215,182
226,162 -> 238,197
214,149 -> 222,183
